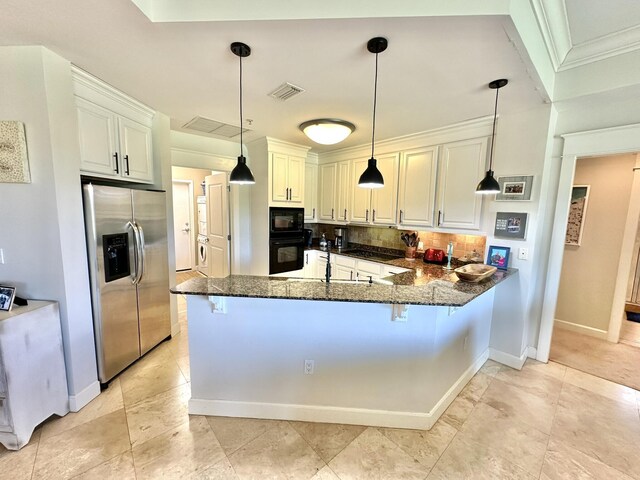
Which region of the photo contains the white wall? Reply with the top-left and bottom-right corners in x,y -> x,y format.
0,46 -> 98,401
555,154 -> 635,332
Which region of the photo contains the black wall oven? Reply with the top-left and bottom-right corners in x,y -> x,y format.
269,207 -> 305,275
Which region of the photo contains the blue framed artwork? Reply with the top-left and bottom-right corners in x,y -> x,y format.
487,245 -> 510,270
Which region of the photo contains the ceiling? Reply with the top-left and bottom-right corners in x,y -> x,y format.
0,0 -> 581,152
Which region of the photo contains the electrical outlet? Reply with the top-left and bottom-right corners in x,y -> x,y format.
417,241 -> 424,250
518,247 -> 529,260
304,359 -> 315,375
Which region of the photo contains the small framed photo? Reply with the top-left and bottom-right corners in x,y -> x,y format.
487,246 -> 511,270
494,212 -> 528,240
496,175 -> 533,201
0,286 -> 16,312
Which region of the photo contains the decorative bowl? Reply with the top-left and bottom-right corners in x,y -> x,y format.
454,264 -> 497,283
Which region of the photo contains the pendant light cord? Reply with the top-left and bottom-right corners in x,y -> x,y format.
239,53 -> 243,154
489,86 -> 499,171
371,51 -> 379,160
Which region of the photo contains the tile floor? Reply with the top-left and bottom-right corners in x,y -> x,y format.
2,281 -> 640,479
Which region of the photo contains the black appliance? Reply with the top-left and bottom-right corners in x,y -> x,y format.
270,207 -> 304,235
269,207 -> 305,274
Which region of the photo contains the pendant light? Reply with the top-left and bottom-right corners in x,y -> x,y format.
358,37 -> 388,189
229,42 -> 255,185
476,78 -> 508,194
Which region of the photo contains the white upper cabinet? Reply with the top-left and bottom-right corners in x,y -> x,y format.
270,153 -> 305,206
398,146 -> 438,228
349,153 -> 399,225
304,162 -> 318,222
335,161 -> 351,222
318,161 -> 350,223
73,67 -> 155,184
436,137 -> 488,230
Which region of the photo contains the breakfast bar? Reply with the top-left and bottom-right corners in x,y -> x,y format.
172,265 -> 517,430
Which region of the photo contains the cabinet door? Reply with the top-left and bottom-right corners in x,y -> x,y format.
356,259 -> 382,280
334,265 -> 354,280
270,152 -> 289,203
398,147 -> 438,228
437,138 -> 487,230
76,98 -> 119,176
118,117 -> 153,183
287,155 -> 305,204
304,163 -> 318,221
349,158 -> 371,223
371,153 -> 400,225
303,250 -> 317,278
336,161 -> 351,222
319,163 -> 337,221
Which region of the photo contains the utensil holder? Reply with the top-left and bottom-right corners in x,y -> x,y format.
405,246 -> 417,260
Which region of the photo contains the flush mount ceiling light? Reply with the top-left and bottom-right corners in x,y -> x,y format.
229,42 -> 255,185
476,78 -> 508,195
358,37 -> 388,189
299,119 -> 356,145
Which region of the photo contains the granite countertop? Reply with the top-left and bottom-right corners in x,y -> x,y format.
172,258 -> 517,307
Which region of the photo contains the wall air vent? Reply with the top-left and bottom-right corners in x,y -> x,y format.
268,82 -> 305,101
182,116 -> 249,138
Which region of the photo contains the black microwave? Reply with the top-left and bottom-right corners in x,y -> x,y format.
269,207 -> 304,235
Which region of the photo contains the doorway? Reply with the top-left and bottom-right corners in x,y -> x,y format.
172,180 -> 193,271
548,152 -> 640,389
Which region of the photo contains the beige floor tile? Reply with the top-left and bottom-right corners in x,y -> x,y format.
168,331 -> 190,358
0,441 -> 39,480
458,402 -> 548,476
132,416 -> 225,479
73,451 -> 136,480
522,359 -> 567,382
542,438 -> 633,480
191,456 -> 239,479
428,434 -> 536,480
229,422 -> 325,480
41,378 -> 124,440
176,354 -> 191,382
379,420 -> 457,469
441,396 -> 475,430
290,421 -> 366,463
310,465 -> 340,480
328,427 -> 430,480
478,359 -> 502,377
126,383 -> 191,447
459,372 -> 493,402
120,353 -> 187,406
551,383 -> 640,478
563,367 -> 637,406
495,362 -> 563,402
207,416 -> 284,456
481,377 -> 557,434
32,409 -> 131,480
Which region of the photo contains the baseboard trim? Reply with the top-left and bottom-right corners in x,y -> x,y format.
489,347 -> 528,370
189,349 -> 490,430
527,346 -> 537,358
171,321 -> 181,337
554,319 -> 608,340
68,381 -> 101,412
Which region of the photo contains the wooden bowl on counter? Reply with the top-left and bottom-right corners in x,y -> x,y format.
454,264 -> 497,283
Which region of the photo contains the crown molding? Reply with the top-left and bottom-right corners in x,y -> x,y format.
529,0 -> 571,71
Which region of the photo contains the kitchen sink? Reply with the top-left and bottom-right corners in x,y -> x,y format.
286,277 -> 393,286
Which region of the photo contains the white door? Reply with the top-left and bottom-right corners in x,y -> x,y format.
172,181 -> 193,271
206,172 -> 231,278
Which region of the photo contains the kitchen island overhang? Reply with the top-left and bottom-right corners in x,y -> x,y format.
172,269 -> 517,430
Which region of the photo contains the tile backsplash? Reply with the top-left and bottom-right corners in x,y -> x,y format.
308,223 -> 486,260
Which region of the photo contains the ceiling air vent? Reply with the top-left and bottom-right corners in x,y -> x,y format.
182,116 -> 248,138
269,82 -> 305,101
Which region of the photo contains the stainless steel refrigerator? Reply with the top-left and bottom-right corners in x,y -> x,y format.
83,184 -> 171,384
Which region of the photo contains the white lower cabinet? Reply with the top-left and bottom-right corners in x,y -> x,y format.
303,250 -> 318,278
355,259 -> 383,281
301,251 -> 410,282
381,265 -> 410,277
334,255 -> 356,280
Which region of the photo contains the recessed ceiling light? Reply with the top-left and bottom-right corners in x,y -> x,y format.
299,119 -> 356,145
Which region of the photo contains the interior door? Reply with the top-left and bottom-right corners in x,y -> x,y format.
206,172 -> 231,278
172,181 -> 193,271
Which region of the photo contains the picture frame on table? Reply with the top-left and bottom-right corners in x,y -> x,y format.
0,286 -> 16,312
495,175 -> 533,201
486,245 -> 511,270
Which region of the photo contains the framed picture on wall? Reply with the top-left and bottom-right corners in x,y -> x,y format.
565,185 -> 590,246
0,121 -> 31,183
495,175 -> 533,201
0,286 -> 16,312
494,212 -> 528,240
486,246 -> 511,270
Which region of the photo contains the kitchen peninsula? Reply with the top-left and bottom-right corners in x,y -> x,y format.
172,261 -> 516,430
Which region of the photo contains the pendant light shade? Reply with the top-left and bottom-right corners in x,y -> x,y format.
229,42 -> 255,185
476,78 -> 508,194
358,37 -> 388,189
299,119 -> 355,145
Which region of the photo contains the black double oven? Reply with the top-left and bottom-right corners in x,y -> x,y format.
269,207 -> 305,275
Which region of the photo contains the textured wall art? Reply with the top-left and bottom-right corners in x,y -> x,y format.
565,185 -> 590,246
0,121 -> 31,183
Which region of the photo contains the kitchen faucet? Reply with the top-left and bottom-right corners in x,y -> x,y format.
325,241 -> 332,283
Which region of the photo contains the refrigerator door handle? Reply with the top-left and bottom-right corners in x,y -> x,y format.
136,222 -> 146,284
127,221 -> 142,285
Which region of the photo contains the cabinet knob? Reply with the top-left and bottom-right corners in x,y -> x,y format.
372,209 -> 376,222
312,208 -> 315,218
344,209 -> 347,220
399,209 -> 403,223
124,155 -> 130,175
113,152 -> 119,174
438,210 -> 442,226
366,209 -> 369,222
331,208 -> 334,220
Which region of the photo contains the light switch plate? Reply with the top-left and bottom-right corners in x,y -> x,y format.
518,247 -> 529,260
